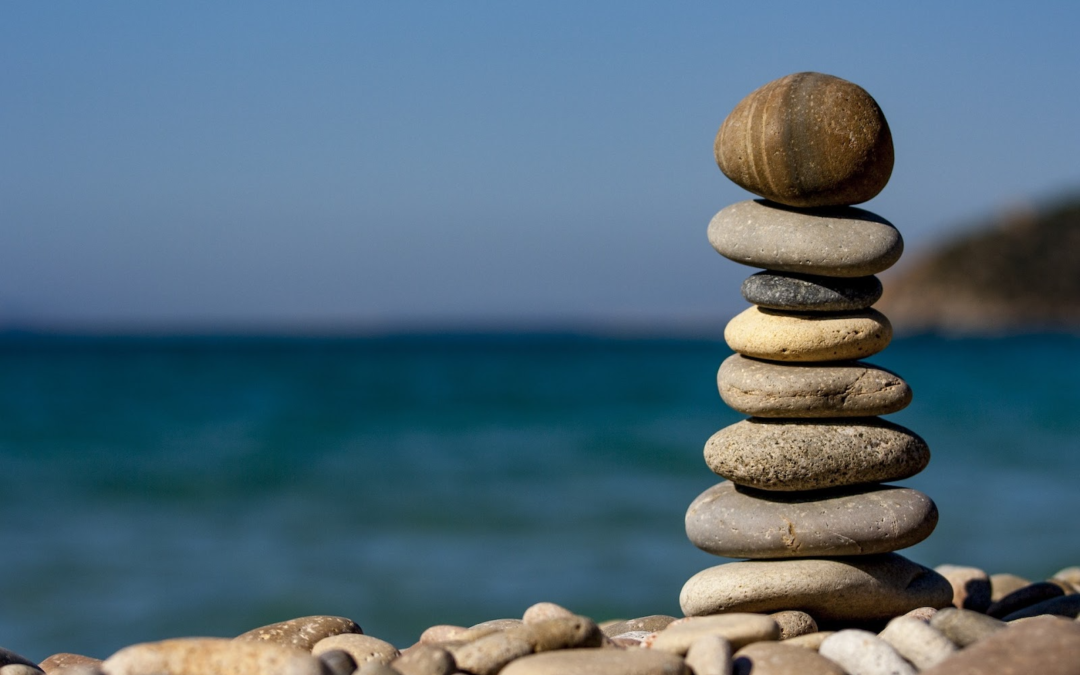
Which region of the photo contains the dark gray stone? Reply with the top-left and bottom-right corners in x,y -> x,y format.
742,271 -> 882,311
685,482 -> 937,558
987,581 -> 1065,618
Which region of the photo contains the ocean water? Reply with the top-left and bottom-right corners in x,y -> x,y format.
1,333 -> 1079,661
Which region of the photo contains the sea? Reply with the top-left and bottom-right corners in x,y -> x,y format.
2,332 -> 1078,661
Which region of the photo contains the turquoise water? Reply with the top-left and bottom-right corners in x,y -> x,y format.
1,334 -> 1078,660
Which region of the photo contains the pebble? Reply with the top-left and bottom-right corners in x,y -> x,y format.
986,581 -> 1064,618
989,573 -> 1032,601
2,667 -> 43,675
40,668 -> 102,675
718,355 -> 910,418
934,564 -> 992,612
708,201 -> 903,277
601,616 -> 677,637
316,650 -> 356,675
649,614 -> 780,655
470,618 -> 523,631
684,635 -> 733,675
522,603 -> 575,624
781,632 -> 834,652
312,634 -> 400,667
703,418 -> 930,492
818,629 -> 915,675
1052,566 -> 1080,589
685,482 -> 937,558
0,651 -> 37,670
1002,593 -> 1080,621
390,645 -> 456,675
39,656 -> 101,674
234,615 -> 362,651
680,554 -> 952,621
902,606 -> 938,622
449,632 -> 532,675
506,616 -> 604,651
724,307 -> 893,362
877,616 -> 957,670
921,615 -> 1080,675
928,608 -> 1005,647
499,649 -> 689,675
742,271 -> 883,312
420,626 -> 469,644
101,638 -> 326,675
714,72 -> 892,208
733,641 -> 844,675
768,611 -> 817,640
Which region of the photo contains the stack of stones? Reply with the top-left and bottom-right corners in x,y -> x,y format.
680,72 -> 954,624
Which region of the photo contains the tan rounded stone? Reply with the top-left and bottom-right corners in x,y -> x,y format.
601,616 -> 676,638
684,635 -> 732,675
680,554 -> 952,621
782,632 -> 834,652
715,72 -> 893,208
234,615 -> 362,651
448,632 -> 532,675
878,616 -> 957,670
499,649 -> 689,675
312,634 -> 399,667
733,641 -> 845,675
928,608 -> 1005,647
934,564 -> 992,612
650,614 -> 780,655
522,602 -> 575,624
39,655 -> 101,675
102,638 -> 325,675
725,306 -> 892,362
419,626 -> 469,644
920,615 -> 1080,675
990,573 -> 1032,601
818,629 -> 915,675
769,611 -> 818,640
704,418 -> 930,491
390,645 -> 456,675
718,355 -> 910,418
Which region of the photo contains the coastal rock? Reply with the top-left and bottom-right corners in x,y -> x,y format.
733,641 -> 845,675
818,630 -> 915,675
934,564 -> 992,612
316,651 -> 355,675
741,271 -> 883,312
921,615 -> 1080,675
499,649 -> 689,675
101,638 -> 325,675
506,616 -> 604,651
708,201 -> 903,277
928,608 -> 1004,647
312,634 -> 399,667
680,553 -> 952,620
522,603 -> 574,624
1052,565 -> 1080,588
686,482 -> 937,558
234,615 -> 361,651
714,72 -> 893,208
780,632 -> 833,651
449,632 -> 532,675
986,581 -> 1064,618
724,307 -> 892,362
717,355 -> 911,418
877,616 -> 957,670
390,645 -> 456,675
649,614 -> 780,655
703,418 -> 930,491
0,651 -> 37,670
601,616 -> 676,638
990,573 -> 1032,601
40,656 -> 101,675
1002,593 -> 1080,621
768,611 -> 818,640
684,635 -> 732,675
903,606 -> 938,622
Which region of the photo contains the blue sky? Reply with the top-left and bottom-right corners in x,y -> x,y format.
3,2 -> 1078,332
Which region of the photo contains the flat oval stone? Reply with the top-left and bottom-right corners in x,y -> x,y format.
986,581 -> 1064,618
715,72 -> 893,208
709,201 -> 903,277
768,611 -> 818,640
818,630 -> 915,675
878,616 -> 957,671
500,649 -> 689,675
685,635 -> 733,675
234,615 -> 362,651
680,553 -> 952,621
650,614 -> 780,654
733,642 -> 845,675
40,655 -> 101,674
704,418 -> 930,491
725,306 -> 892,362
921,615 -> 1080,675
742,271 -> 882,312
685,482 -> 937,558
312,634 -> 399,668
717,354 -> 911,417
103,638 -> 325,675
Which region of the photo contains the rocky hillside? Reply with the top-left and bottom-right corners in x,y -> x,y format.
879,196 -> 1080,334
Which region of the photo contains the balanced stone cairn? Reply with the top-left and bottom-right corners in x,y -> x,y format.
680,72 -> 955,623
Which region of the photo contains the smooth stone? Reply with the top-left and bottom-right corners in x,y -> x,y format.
928,608 -> 1005,647
102,638 -> 325,675
781,632 -> 833,651
499,649 -> 689,675
419,626 -> 469,644
2,667 -> 44,675
724,306 -> 892,362
902,607 -> 938,622
717,355 -> 911,418
921,615 -> 1080,675
987,581 -> 1065,618
650,614 -> 780,655
42,669 -> 103,675
313,634 -> 399,667
708,201 -> 903,277
1052,566 -> 1080,589
317,650 -> 356,675
522,603 -> 575,624
742,271 -> 883,312
990,573 -> 1032,601
686,482 -> 937,558
684,635 -> 733,675
935,564 -> 992,612
1002,593 -> 1080,621
769,611 -> 818,640
818,630 -> 915,675
390,645 -> 456,675
0,651 -> 37,670
235,615 -> 362,651
714,72 -> 893,208
449,632 -> 532,675
733,642 -> 843,675
506,617 -> 604,651
877,616 -> 957,670
680,553 -> 952,621
601,616 -> 676,638
39,656 -> 101,674
704,418 -> 930,491
469,619 -> 522,631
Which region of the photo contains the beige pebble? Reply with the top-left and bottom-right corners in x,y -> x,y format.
420,626 -> 469,644
235,615 -> 362,651
500,648 -> 689,675
2,666 -> 44,675
1051,566 -> 1080,589
903,606 -> 938,622
39,655 -> 102,675
102,638 -> 325,675
391,645 -> 456,675
724,307 -> 892,362
469,619 -> 522,631
878,616 -> 956,670
684,634 -> 732,675
920,615 -> 1080,675
448,632 -> 532,675
313,634 -> 399,667
650,614 -> 780,655
45,667 -> 104,675
734,641 -> 845,675
769,611 -> 817,640
602,616 -> 677,638
929,607 -> 1005,647
935,564 -> 992,612
522,603 -> 575,624
818,629 -> 915,675
989,573 -> 1032,601
781,632 -> 834,652
508,616 -> 603,651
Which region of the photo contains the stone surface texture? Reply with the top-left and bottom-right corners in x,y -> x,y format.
986,581 -> 1065,618
234,615 -> 361,651
732,642 -> 845,675
709,201 -> 903,277
390,645 -> 456,675
39,656 -> 101,675
818,629 -> 915,675
703,418 -> 930,491
877,616 -> 957,670
934,564 -> 992,612
101,638 -> 326,675
1002,594 -> 1080,621
714,72 -> 894,208
684,635 -> 733,675
724,307 -> 892,362
600,616 -> 676,638
741,271 -> 883,312
499,649 -> 689,675
928,608 -> 1004,647
311,635 -> 399,667
685,481 -> 937,558
921,616 -> 1080,675
768,611 -> 818,640
649,614 -> 779,655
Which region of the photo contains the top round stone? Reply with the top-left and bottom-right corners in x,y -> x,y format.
715,72 -> 894,207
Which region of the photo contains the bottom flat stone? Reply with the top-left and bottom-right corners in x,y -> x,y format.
680,554 -> 952,621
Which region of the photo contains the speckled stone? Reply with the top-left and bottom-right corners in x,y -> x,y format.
819,629 -> 915,675
724,307 -> 892,362
742,271 -> 883,312
234,615 -> 362,651
987,581 -> 1065,618
708,201 -> 903,277
40,656 -> 100,675
921,616 -> 1080,675
680,553 -> 952,621
878,616 -> 957,670
717,355 -> 911,418
312,634 -> 399,668
715,72 -> 893,208
686,482 -> 937,558
769,611 -> 818,640
733,642 -> 844,675
102,638 -> 325,675
650,614 -> 780,655
935,564 -> 992,612
499,649 -> 689,675
704,417 -> 930,491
